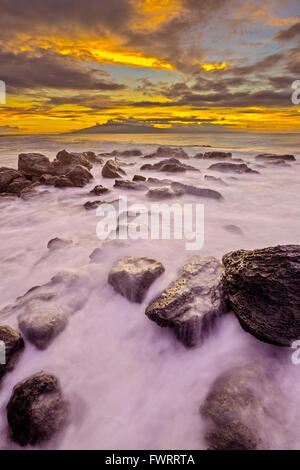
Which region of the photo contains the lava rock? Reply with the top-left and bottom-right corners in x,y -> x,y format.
7,373 -> 68,446
108,256 -> 165,303
102,159 -> 126,178
146,256 -> 227,347
0,326 -> 24,380
208,162 -> 259,174
222,245 -> 300,346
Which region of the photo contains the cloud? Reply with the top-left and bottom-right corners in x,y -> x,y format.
275,21 -> 300,41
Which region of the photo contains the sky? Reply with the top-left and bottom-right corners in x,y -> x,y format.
0,0 -> 300,134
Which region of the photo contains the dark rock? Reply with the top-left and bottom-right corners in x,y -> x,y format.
141,158 -> 198,173
18,153 -> 54,177
171,182 -> 223,200
8,177 -> 32,194
7,373 -> 68,446
90,185 -> 109,196
18,303 -> 68,350
143,146 -> 189,159
47,238 -> 73,251
53,149 -> 92,172
265,159 -> 290,167
193,153 -> 204,158
204,175 -> 228,186
84,200 -> 105,211
222,245 -> 300,346
255,153 -> 295,162
133,175 -> 146,182
146,186 -> 184,199
114,179 -> 148,191
89,248 -> 102,263
39,174 -> 58,186
146,256 -> 227,347
147,177 -> 173,185
82,151 -> 103,164
102,159 -> 126,178
54,176 -> 73,188
208,163 -> 259,174
223,224 -> 243,235
65,165 -> 93,187
0,326 -> 24,380
108,256 -> 165,303
203,151 -> 232,159
0,167 -> 25,192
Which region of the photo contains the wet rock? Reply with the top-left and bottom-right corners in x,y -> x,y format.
146,186 -> 184,199
208,162 -> 259,174
18,303 -> 68,350
84,200 -> 105,211
65,165 -> 93,187
90,185 -> 109,196
193,153 -> 204,158
82,151 -> 103,164
47,238 -> 73,251
204,175 -> 228,186
223,225 -> 243,235
265,159 -> 290,167
100,149 -> 142,158
222,245 -> 300,346
0,167 -> 25,192
143,146 -> 189,159
203,151 -> 232,159
141,158 -> 198,173
7,373 -> 68,446
108,256 -> 165,303
133,175 -> 146,182
0,326 -> 24,381
171,182 -> 223,200
146,256 -> 227,347
18,153 -> 54,177
102,159 -> 126,178
54,176 -> 73,188
201,364 -> 285,450
53,149 -> 92,172
39,174 -> 58,186
255,153 -> 295,162
147,177 -> 173,185
114,179 -> 148,191
8,177 -> 32,194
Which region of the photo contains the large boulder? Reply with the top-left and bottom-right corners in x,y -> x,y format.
108,256 -> 165,303
208,162 -> 259,174
255,153 -> 295,162
7,373 -> 68,446
201,364 -> 285,450
102,159 -> 126,178
64,165 -> 93,187
146,256 -> 227,347
141,158 -> 198,173
0,167 -> 25,192
18,153 -> 54,177
222,245 -> 300,346
53,149 -> 92,172
18,303 -> 68,350
0,326 -> 24,380
171,182 -> 223,200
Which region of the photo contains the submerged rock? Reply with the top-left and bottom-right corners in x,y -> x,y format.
208,162 -> 259,174
102,159 -> 126,178
146,186 -> 184,199
201,364 -> 285,450
204,175 -> 228,186
141,158 -> 198,173
108,256 -> 165,303
203,151 -> 232,159
90,185 -> 110,196
146,256 -> 227,347
255,153 -> 295,162
47,238 -> 73,251
0,326 -> 24,380
223,224 -> 243,235
171,182 -> 223,200
7,373 -> 68,446
114,179 -> 148,191
222,245 -> 300,346
147,177 -> 173,185
133,175 -> 146,182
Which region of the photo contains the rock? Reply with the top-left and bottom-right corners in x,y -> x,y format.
133,175 -> 146,182
7,373 -> 68,446
54,176 -> 73,188
108,256 -> 165,303
146,186 -> 184,199
0,326 -> 24,380
222,245 -> 300,346
201,364 -> 285,450
146,256 -> 227,347
53,149 -> 92,172
47,238 -> 73,251
89,248 -> 102,263
204,175 -> 228,186
114,158 -> 135,167
193,153 -> 204,158
65,165 -> 93,187
208,163 -> 259,174
265,159 -> 290,167
82,151 -> 103,164
8,177 -> 32,194
100,149 -> 142,158
114,179 -> 148,191
90,185 -> 109,196
0,167 -> 25,192
171,182 -> 223,200
102,159 -> 126,178
144,146 -> 189,159
84,200 -> 105,211
223,225 -> 243,235
141,158 -> 198,173
147,177 -> 173,185
39,174 -> 58,186
255,153 -> 295,162
203,151 -> 232,159
18,303 -> 68,350
18,153 -> 54,177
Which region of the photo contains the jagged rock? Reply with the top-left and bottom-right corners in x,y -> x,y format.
201,364 -> 285,450
0,167 -> 26,192
208,163 -> 259,174
8,177 -> 32,194
133,175 -> 146,182
171,182 -> 223,200
102,159 -> 126,178
143,146 -> 189,159
222,245 -> 300,346
65,165 -> 93,187
18,303 -> 68,350
141,158 -> 198,173
108,256 -> 165,303
146,256 -> 227,347
203,151 -> 232,159
82,151 -> 103,164
53,149 -> 92,172
47,237 -> 73,251
7,373 -> 68,446
204,175 -> 228,186
39,174 -> 58,186
223,225 -> 243,235
255,153 -> 295,162
146,186 -> 184,199
18,153 -> 54,176
90,185 -> 109,196
114,179 -> 148,191
0,326 -> 24,380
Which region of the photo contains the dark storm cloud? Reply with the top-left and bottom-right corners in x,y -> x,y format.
0,50 -> 126,91
275,21 -> 300,41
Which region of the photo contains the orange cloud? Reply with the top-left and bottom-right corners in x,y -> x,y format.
201,61 -> 227,71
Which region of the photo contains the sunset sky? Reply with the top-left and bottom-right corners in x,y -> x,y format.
0,0 -> 300,134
